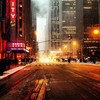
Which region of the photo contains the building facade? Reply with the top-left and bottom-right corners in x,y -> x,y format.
7,0 -> 33,60
0,0 -> 6,59
49,0 -> 61,51
61,0 -> 77,58
49,0 -> 100,59
0,0 -> 35,60
83,0 -> 100,60
31,0 -> 37,58
49,0 -> 78,58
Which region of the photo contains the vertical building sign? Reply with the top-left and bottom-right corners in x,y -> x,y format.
9,0 -> 16,41
10,0 -> 16,21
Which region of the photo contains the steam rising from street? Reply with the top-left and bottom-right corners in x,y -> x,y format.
31,0 -> 50,52
31,0 -> 49,16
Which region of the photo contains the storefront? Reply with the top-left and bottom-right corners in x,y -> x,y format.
7,42 -> 29,64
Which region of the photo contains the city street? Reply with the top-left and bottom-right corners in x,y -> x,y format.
0,62 -> 100,100
0,0 -> 100,100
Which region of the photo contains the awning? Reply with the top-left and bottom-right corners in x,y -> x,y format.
7,48 -> 29,53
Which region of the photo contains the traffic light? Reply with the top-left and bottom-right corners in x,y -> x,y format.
68,34 -> 72,40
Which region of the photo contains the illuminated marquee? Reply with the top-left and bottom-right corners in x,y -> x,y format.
8,43 -> 26,51
10,0 -> 16,20
7,43 -> 29,53
8,43 -> 25,48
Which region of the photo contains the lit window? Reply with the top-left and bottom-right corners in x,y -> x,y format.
20,4 -> 22,7
19,16 -> 22,19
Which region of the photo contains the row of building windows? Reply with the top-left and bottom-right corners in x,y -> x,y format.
62,0 -> 76,1
65,2 -> 76,6
63,11 -> 76,13
85,46 -> 98,49
51,35 -> 60,39
51,7 -> 59,18
51,0 -> 59,6
19,1 -> 23,37
51,30 -> 60,33
84,40 -> 99,43
51,42 -> 61,49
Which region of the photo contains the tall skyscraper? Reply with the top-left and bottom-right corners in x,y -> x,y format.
49,0 -> 78,58
49,0 -> 100,59
61,0 -> 77,57
49,0 -> 61,51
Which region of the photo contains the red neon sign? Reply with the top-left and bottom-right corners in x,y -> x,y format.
10,0 -> 16,20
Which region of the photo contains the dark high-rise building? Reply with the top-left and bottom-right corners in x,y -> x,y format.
24,0 -> 37,58
99,1 -> 100,24
31,0 -> 37,58
83,0 -> 100,59
0,0 -> 6,59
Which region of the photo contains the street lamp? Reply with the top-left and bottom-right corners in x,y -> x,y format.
63,45 -> 67,50
25,41 -> 28,64
72,41 -> 78,58
91,27 -> 100,37
59,48 -> 62,51
90,26 -> 100,61
72,41 -> 77,45
32,40 -> 37,59
93,29 -> 100,35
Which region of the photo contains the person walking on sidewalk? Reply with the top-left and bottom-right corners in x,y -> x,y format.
0,59 -> 3,75
0,58 -> 6,75
68,57 -> 71,63
6,57 -> 11,70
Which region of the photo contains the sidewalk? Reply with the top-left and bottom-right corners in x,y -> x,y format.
0,64 -> 26,80
75,61 -> 100,66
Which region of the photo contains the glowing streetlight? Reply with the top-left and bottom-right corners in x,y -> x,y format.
93,29 -> 100,35
73,41 -> 77,45
90,26 -> 100,61
59,48 -> 62,51
90,27 -> 100,37
72,41 -> 78,58
63,45 -> 67,50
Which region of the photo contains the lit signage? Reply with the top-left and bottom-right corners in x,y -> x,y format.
8,43 -> 25,51
8,43 -> 25,48
10,0 -> 16,20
